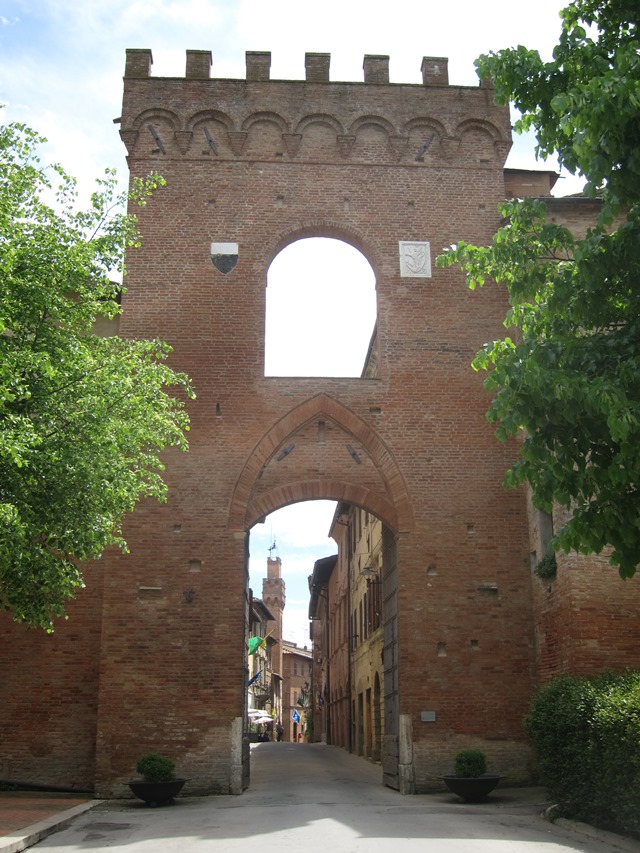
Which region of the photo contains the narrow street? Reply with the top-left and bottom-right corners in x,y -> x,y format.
34,743 -> 630,852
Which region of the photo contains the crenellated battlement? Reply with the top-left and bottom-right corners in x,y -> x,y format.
119,49 -> 510,167
124,49 -> 466,87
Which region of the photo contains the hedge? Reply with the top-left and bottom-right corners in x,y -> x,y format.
525,670 -> 640,837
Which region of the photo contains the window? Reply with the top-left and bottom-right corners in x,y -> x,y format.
265,238 -> 376,377
367,580 -> 382,632
363,591 -> 369,639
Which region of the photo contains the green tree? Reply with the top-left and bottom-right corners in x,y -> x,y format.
437,0 -> 640,577
0,120 -> 195,630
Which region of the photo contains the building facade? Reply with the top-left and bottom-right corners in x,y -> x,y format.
282,642 -> 312,742
346,506 -> 385,763
247,597 -> 276,739
310,506 -> 385,764
309,555 -> 339,745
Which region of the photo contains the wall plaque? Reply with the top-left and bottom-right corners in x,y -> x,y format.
211,242 -> 239,274
399,241 -> 431,278
420,710 -> 437,722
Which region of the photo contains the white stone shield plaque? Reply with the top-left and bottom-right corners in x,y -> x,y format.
399,241 -> 431,278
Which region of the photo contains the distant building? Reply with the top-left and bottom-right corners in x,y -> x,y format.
310,505 -> 384,761
247,596 -> 276,738
262,556 -> 285,732
308,555 -> 338,745
247,555 -> 286,740
282,641 -> 312,742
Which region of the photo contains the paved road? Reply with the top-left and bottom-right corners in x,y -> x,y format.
34,742 -> 631,852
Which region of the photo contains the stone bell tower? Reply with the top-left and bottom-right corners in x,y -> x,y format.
262,555 -> 286,679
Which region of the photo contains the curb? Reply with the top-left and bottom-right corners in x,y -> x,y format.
0,801 -> 100,853
544,806 -> 640,853
555,818 -> 640,853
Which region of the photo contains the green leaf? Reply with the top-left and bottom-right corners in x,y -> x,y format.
437,2 -> 640,577
0,116 -> 194,630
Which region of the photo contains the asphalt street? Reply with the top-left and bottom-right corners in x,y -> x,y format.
32,742 -> 637,852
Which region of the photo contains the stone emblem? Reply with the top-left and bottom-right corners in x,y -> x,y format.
399,241 -> 431,278
211,242 -> 239,274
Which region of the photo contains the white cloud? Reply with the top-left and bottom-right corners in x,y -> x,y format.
249,502 -> 338,643
252,502 -> 337,546
282,605 -> 312,647
236,0 -> 566,86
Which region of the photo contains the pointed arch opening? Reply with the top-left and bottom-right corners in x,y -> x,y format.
247,498 -> 394,763
264,237 -> 376,377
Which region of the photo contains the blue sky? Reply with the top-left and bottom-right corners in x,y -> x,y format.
2,0 -> 578,643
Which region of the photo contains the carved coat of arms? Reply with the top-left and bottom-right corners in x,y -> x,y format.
399,241 -> 432,278
211,242 -> 239,274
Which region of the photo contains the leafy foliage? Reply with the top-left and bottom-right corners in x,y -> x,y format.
534,553 -> 558,580
454,749 -> 487,777
525,671 -> 640,836
476,0 -> 640,217
135,753 -> 176,783
0,119 -> 194,630
437,1 -> 640,577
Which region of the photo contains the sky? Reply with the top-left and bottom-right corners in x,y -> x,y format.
265,238 -> 377,378
2,0 -> 579,644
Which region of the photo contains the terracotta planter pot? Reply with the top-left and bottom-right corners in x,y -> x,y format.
128,778 -> 187,806
441,774 -> 501,802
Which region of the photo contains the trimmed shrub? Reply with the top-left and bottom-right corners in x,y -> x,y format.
525,671 -> 640,837
593,674 -> 640,834
135,753 -> 176,783
454,749 -> 487,777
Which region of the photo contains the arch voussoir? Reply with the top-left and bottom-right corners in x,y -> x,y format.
229,394 -> 414,533
246,482 -> 398,533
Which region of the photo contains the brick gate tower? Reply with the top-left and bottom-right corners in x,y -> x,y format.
105,47 -> 533,795
1,48 -> 638,798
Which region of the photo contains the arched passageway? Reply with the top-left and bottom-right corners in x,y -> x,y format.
247,499 -> 399,789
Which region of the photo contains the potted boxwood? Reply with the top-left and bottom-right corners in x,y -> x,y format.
441,749 -> 501,802
128,753 -> 187,806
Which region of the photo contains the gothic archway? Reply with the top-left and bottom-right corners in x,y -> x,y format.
229,393 -> 414,533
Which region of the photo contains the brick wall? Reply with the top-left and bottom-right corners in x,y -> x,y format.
112,50 -> 526,792
0,571 -> 104,790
